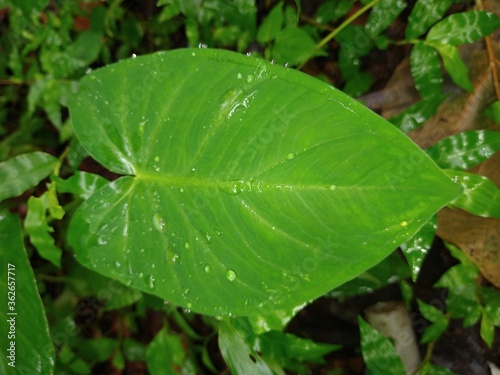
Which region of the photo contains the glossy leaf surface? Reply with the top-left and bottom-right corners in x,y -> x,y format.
410,42 -> 442,98
364,0 -> 406,38
426,130 -> 500,170
434,44 -> 473,92
405,0 -> 453,40
0,151 -> 57,202
445,170 -> 500,218
0,211 -> 55,375
52,171 -> 108,200
219,319 -> 274,375
359,316 -> 405,375
400,216 -> 436,281
68,48 -> 460,316
427,11 -> 500,46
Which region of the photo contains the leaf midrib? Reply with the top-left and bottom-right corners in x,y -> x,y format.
134,170 -> 423,192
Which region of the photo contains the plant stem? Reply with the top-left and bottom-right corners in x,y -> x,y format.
314,0 -> 380,51
476,0 -> 500,101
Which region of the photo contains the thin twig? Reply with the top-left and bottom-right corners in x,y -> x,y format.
477,0 -> 500,101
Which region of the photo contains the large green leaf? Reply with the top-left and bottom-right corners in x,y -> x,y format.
68,48 -> 460,316
0,211 -> 55,374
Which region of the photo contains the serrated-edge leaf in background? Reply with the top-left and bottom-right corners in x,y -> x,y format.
0,151 -> 57,202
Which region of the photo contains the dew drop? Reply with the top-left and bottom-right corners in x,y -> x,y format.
184,242 -> 191,250
237,73 -> 243,79
204,232 -> 212,244
154,155 -> 160,162
246,74 -> 254,83
153,213 -> 167,232
226,269 -> 237,281
400,221 -> 408,228
204,264 -> 212,273
114,261 -> 121,268
329,185 -> 337,190
286,152 -> 295,160
166,248 -> 179,263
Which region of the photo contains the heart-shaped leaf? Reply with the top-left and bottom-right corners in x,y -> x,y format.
68,48 -> 460,316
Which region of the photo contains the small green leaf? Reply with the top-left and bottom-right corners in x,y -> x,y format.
434,44 -> 473,92
0,211 -> 55,375
365,0 -> 406,37
400,216 -> 436,281
343,71 -> 373,97
426,130 -> 500,169
315,0 -> 352,24
427,11 -> 500,46
421,362 -> 458,375
436,243 -> 481,326
417,299 -> 448,343
52,171 -> 108,200
257,331 -> 340,372
0,152 -> 57,202
484,101 -> 500,123
219,319 -> 275,375
25,194 -> 63,268
480,311 -> 494,348
272,27 -> 318,66
389,95 -> 446,133
6,0 -> 48,18
405,0 -> 453,40
358,316 -> 405,375
72,338 -> 118,363
146,326 -> 188,375
122,338 -> 148,362
329,252 -> 410,298
444,170 -> 500,218
411,42 -> 443,98
246,303 -> 306,334
257,2 -> 284,44
480,287 -> 500,326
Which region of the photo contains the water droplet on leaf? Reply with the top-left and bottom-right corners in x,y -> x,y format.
286,152 -> 295,160
204,264 -> 212,273
226,269 -> 237,281
153,213 -> 167,232
400,221 -> 408,228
